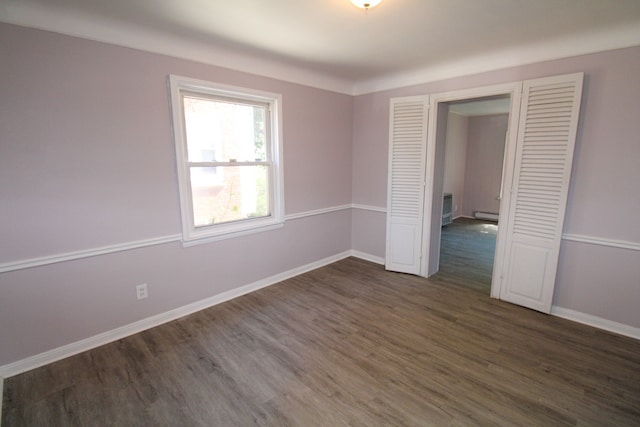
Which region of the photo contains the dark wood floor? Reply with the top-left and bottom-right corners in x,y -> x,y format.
4,253 -> 640,424
438,217 -> 498,293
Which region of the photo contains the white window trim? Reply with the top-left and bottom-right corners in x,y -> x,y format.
168,75 -> 284,246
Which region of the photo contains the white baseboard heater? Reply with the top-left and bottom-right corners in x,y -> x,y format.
474,211 -> 499,221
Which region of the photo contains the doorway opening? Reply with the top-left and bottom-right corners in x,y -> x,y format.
420,82 -> 523,300
435,96 -> 510,293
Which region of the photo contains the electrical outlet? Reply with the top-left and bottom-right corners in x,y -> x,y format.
136,284 -> 148,300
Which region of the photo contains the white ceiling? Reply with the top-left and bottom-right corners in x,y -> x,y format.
2,0 -> 640,94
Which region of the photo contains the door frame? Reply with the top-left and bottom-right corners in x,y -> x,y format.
419,82 -> 523,299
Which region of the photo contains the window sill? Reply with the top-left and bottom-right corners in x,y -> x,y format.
181,221 -> 284,247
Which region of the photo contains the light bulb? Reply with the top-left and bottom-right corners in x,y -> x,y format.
350,0 -> 383,10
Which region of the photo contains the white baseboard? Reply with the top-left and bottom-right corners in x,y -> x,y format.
3,250 -> 636,379
551,306 -> 640,341
0,374 -> 3,426
0,251 -> 356,378
350,250 -> 385,265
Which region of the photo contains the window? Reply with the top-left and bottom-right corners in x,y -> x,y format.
169,75 -> 284,245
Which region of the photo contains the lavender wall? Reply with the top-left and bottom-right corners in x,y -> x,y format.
1,21 -> 639,368
462,114 -> 508,217
443,112 -> 469,218
442,113 -> 508,220
351,46 -> 640,328
0,23 -> 353,366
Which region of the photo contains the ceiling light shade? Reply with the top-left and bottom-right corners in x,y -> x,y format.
350,0 -> 383,10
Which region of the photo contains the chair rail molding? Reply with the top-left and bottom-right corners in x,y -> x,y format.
0,204 -> 359,273
561,233 -> 640,251
0,234 -> 182,274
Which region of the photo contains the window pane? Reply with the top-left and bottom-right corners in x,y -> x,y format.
183,96 -> 267,162
190,166 -> 270,227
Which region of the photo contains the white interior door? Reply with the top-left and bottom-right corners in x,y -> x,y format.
385,96 -> 429,274
499,73 -> 584,313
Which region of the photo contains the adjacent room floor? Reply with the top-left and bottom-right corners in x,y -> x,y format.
438,217 -> 498,294
3,257 -> 640,425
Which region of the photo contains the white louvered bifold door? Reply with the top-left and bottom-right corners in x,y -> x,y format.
500,73 -> 583,313
385,96 -> 429,274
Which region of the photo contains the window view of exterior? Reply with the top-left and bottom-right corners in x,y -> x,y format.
182,96 -> 270,227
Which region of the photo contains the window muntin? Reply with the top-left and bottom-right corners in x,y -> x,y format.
169,75 -> 283,244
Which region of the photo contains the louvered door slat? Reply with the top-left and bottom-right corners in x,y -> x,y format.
385,96 -> 429,274
500,73 -> 583,313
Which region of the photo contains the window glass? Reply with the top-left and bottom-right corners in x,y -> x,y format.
190,166 -> 269,227
183,96 -> 267,163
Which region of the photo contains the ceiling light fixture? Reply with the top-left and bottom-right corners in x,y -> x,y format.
350,0 -> 383,11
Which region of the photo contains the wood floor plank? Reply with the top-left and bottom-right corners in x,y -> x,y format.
3,221 -> 640,425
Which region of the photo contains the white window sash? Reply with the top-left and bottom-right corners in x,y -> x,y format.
169,75 -> 284,245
